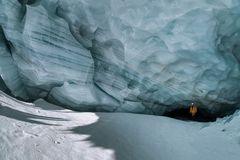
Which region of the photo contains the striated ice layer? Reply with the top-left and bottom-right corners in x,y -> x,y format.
0,0 -> 240,115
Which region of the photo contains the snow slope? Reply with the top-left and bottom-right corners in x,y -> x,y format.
0,91 -> 240,160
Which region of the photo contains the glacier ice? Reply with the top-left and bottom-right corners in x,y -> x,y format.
0,0 -> 240,116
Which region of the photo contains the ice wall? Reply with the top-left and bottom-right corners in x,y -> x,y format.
0,0 -> 240,115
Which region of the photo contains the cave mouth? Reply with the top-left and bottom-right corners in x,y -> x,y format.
163,108 -> 219,122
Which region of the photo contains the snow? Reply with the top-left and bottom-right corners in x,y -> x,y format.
0,91 -> 240,160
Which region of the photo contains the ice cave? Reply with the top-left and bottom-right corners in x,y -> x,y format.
0,0 -> 240,160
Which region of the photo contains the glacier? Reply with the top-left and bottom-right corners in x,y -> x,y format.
0,0 -> 240,116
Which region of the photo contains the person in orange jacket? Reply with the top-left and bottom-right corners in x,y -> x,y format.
189,103 -> 197,117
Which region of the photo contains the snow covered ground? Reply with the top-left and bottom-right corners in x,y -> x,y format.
0,91 -> 240,160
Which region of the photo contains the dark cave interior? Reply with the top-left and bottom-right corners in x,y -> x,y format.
163,107 -> 218,122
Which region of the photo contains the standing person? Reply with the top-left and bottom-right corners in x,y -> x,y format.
189,103 -> 197,117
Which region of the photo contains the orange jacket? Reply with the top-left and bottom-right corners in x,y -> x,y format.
190,106 -> 197,117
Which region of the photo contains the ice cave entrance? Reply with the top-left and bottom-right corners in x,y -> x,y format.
164,107 -> 218,122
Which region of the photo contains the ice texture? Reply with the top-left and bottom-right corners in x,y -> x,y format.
0,0 -> 240,115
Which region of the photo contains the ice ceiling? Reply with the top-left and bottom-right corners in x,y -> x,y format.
0,0 -> 240,116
